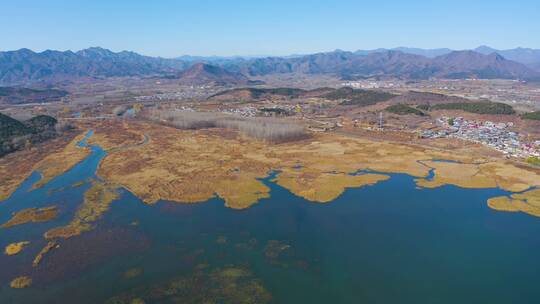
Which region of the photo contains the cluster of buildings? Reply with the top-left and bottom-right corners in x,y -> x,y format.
135,87 -> 221,102
341,80 -> 402,89
219,105 -> 296,118
220,106 -> 258,117
422,117 -> 540,158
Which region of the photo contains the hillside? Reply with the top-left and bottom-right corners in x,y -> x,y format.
209,87 -> 307,101
25,115 -> 58,132
431,51 -> 536,79
0,113 -> 59,157
323,87 -> 396,106
386,104 -> 426,116
531,62 -> 540,72
0,87 -> 68,104
521,111 -> 540,121
209,86 -> 396,106
0,113 -> 33,140
474,46 -> 540,65
176,63 -> 250,86
428,102 -> 516,115
388,91 -> 474,105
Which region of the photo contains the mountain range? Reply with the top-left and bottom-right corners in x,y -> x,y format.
0,47 -> 186,85
1,46 -> 540,85
355,46 -> 540,65
225,49 -> 539,80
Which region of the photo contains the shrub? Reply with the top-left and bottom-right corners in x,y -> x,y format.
55,121 -> 75,133
430,102 -> 515,115
521,111 -> 540,121
526,156 -> 540,166
323,87 -> 395,106
385,104 -> 426,116
416,104 -> 430,111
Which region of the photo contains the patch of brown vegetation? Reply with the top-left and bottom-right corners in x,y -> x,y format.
4,241 -> 30,256
10,276 -> 32,289
1,206 -> 58,228
0,131 -> 83,201
488,189 -> 540,218
33,241 -> 59,267
123,268 -> 143,279
30,227 -> 150,285
86,120 -> 146,151
276,172 -> 389,202
416,161 -> 540,193
44,180 -> 119,239
106,265 -> 271,304
32,132 -> 91,188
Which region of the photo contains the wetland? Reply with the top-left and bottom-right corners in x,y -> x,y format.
1,120 -> 540,303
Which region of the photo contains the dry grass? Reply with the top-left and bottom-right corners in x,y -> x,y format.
33,241 -> 58,267
1,206 -> 58,228
4,241 -> 30,256
144,110 -> 308,143
488,189 -> 540,218
41,120 -> 538,219
10,276 -> 32,289
33,132 -> 91,188
0,131 -> 83,201
45,180 -> 118,239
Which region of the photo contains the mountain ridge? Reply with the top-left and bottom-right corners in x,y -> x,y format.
175,62 -> 250,86
1,46 -> 540,85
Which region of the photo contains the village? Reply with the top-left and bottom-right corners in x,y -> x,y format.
422,116 -> 540,158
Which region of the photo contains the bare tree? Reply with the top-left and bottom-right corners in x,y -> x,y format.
143,110 -> 308,143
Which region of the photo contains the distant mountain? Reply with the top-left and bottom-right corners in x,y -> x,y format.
431,51 -> 536,79
474,46 -> 540,65
1,46 -> 540,85
355,47 -> 453,58
339,51 -> 432,79
531,62 -> 540,72
392,47 -> 454,58
0,47 -> 187,85
175,63 -> 250,86
235,49 -> 539,80
354,46 -> 540,67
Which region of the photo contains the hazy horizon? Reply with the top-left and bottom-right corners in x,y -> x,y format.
2,45 -> 539,59
2,0 -> 539,57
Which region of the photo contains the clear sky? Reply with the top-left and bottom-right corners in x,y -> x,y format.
1,0 -> 539,57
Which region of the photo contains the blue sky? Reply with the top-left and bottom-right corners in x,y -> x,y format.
1,0 -> 539,57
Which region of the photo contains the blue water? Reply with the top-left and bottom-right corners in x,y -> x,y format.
2,133 -> 540,303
